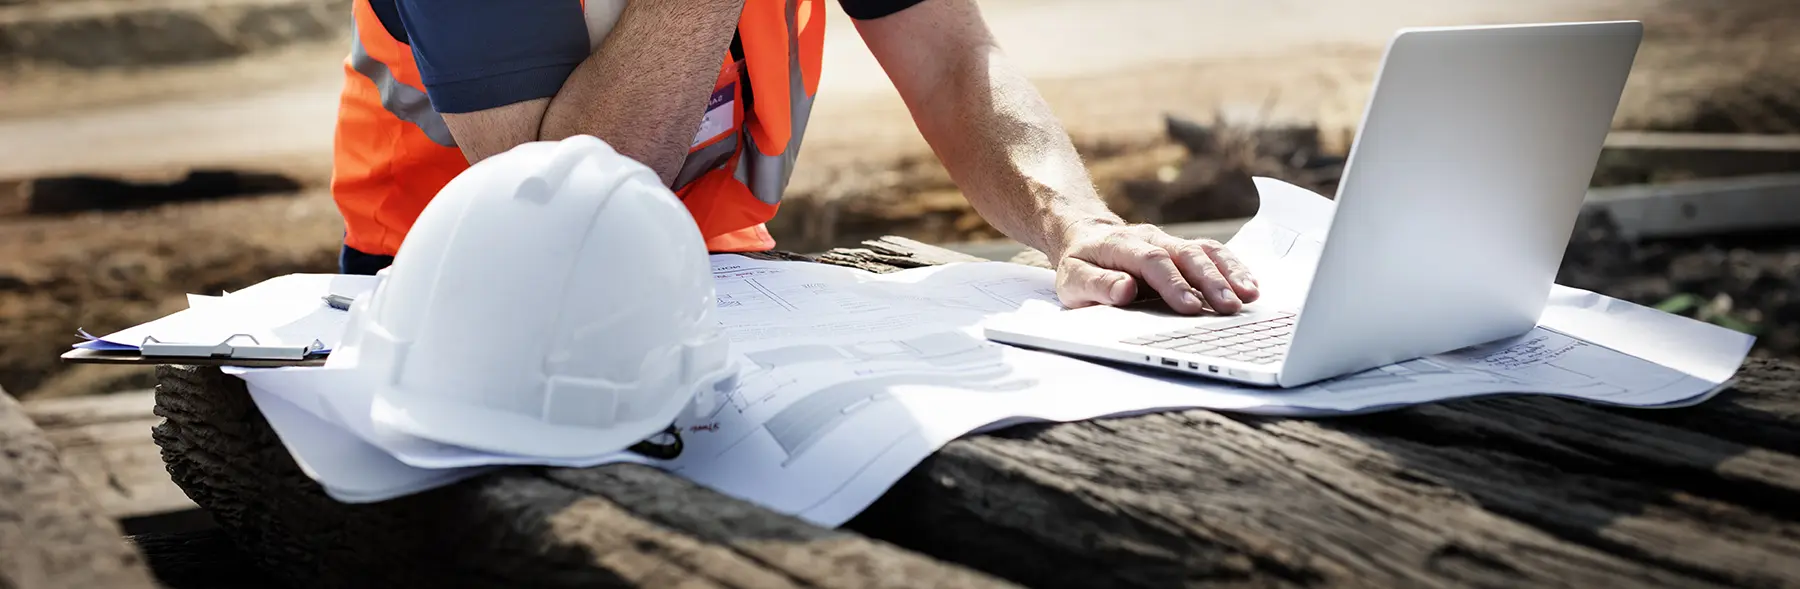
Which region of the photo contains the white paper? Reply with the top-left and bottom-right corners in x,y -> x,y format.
247,381 -> 489,503
227,177 -> 1753,528
186,293 -> 224,310
87,274 -> 379,351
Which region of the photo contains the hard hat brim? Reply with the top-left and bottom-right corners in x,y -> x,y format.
367,365 -> 733,460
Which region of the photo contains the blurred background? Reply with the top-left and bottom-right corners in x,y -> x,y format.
1,0 -> 1795,402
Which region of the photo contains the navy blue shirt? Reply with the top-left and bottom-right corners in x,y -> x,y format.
377,0 -> 928,114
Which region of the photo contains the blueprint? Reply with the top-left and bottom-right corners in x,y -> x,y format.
226,176 -> 1755,528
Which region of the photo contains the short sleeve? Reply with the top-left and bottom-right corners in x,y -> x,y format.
392,0 -> 591,114
837,0 -> 928,20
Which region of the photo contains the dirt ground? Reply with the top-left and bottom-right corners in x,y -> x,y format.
1,0 -> 1796,399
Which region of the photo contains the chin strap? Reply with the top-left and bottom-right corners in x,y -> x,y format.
626,423 -> 685,460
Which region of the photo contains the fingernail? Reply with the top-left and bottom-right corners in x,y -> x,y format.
1218,287 -> 1240,304
1180,290 -> 1202,308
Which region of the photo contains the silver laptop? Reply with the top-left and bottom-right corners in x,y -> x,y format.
984,21 -> 1643,388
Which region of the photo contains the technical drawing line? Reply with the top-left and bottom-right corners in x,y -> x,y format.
973,284 -> 1019,309
746,278 -> 798,312
798,426 -> 916,517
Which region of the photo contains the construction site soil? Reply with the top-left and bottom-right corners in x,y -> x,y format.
1,0 -> 1796,399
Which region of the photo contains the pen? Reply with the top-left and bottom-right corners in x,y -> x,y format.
323,294 -> 355,311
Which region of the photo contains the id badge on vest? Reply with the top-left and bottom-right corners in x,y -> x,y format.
673,59 -> 746,193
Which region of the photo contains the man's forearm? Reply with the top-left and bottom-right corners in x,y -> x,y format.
905,44 -> 1125,259
538,0 -> 744,186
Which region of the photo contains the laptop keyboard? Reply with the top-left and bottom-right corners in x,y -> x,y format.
1120,312 -> 1297,364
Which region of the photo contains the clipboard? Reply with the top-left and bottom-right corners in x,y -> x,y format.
61,334 -> 330,367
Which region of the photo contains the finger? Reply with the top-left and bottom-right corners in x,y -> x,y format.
1056,255 -> 1136,308
1092,234 -> 1208,314
1150,236 -> 1241,314
1149,235 -> 1252,312
1201,239 -> 1261,303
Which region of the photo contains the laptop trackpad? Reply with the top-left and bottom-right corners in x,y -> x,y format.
1061,296 -> 1288,337
1120,296 -> 1198,317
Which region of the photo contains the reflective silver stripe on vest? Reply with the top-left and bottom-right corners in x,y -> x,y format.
734,0 -> 816,205
348,15 -> 457,148
674,133 -> 738,190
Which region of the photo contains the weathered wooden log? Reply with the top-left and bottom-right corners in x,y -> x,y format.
23,389 -> 200,524
0,384 -> 159,589
151,364 -> 1015,588
149,237 -> 1800,588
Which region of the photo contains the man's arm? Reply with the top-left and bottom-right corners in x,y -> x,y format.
853,0 -> 1260,314
537,0 -> 743,185
400,0 -> 742,184
439,100 -> 550,165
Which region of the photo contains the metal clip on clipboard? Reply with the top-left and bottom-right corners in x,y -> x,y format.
139,334 -> 326,361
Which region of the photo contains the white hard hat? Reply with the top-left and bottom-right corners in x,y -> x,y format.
343,134 -> 732,459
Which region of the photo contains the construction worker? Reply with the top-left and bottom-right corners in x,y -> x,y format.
329,0 -> 1261,315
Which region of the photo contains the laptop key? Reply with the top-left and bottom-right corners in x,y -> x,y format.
1176,342 -> 1217,353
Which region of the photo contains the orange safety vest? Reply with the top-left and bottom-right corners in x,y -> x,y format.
329,0 -> 824,257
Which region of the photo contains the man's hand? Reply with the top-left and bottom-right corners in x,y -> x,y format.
1054,219 -> 1261,315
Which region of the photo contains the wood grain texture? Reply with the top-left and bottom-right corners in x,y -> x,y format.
22,389 -> 157,430
24,390 -> 197,520
151,364 -> 1015,589
0,385 -> 159,589
127,528 -> 284,589
825,238 -> 1800,589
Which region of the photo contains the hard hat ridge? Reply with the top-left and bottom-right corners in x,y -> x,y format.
513,134 -> 627,208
